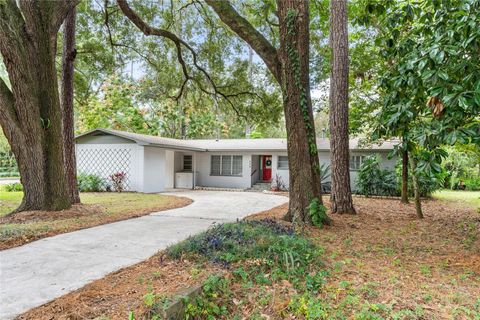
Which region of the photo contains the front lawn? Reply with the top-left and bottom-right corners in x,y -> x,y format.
0,191 -> 191,250
20,196 -> 480,319
433,189 -> 480,208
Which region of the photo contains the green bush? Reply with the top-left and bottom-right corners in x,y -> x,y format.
356,155 -> 399,197
77,172 -> 106,192
3,182 -> 23,192
415,171 -> 446,197
163,220 -> 326,319
308,198 -> 329,227
168,219 -> 323,275
464,177 -> 480,191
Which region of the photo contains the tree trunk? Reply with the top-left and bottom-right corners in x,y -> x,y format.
409,154 -> 423,219
401,147 -> 409,203
62,7 -> 80,204
328,0 -> 356,214
276,0 -> 329,226
0,1 -> 77,212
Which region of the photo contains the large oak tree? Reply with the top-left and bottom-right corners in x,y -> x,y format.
0,0 -> 78,211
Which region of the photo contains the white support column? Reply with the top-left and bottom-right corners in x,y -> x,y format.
192,152 -> 197,189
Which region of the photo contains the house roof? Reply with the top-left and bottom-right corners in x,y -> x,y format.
75,128 -> 397,152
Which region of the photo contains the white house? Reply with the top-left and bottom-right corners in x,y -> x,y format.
75,128 -> 397,193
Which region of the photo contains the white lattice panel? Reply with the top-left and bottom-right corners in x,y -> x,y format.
77,147 -> 132,190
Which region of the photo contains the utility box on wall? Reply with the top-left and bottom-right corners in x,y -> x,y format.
175,172 -> 195,189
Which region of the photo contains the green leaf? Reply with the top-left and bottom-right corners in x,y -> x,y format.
430,87 -> 443,96
474,94 -> 480,106
437,70 -> 449,81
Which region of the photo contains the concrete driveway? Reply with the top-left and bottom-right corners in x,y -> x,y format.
0,190 -> 287,319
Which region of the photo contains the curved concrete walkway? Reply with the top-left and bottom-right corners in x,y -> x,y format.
0,191 -> 287,319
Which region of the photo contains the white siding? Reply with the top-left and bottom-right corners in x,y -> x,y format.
251,155 -> 260,184
164,150 -> 175,189
271,153 -> 289,187
143,147 -> 166,193
195,152 -> 252,189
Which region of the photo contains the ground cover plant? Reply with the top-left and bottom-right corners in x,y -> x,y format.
0,191 -> 191,250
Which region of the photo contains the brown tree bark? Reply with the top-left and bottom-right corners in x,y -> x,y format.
0,1 -> 78,212
119,0 -> 330,226
401,147 -> 409,203
62,7 -> 81,204
277,0 -> 326,225
409,154 -> 424,219
328,0 -> 356,214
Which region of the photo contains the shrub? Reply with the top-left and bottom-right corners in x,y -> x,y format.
161,220 -> 326,319
416,171 -> 446,196
167,219 -> 322,274
356,155 -> 398,197
464,177 -> 480,191
271,173 -> 287,191
77,172 -> 106,192
308,198 -> 329,227
3,182 -> 22,192
109,171 -> 127,192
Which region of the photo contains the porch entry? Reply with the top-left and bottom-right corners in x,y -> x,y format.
261,155 -> 272,181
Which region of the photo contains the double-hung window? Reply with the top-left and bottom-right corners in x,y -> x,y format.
211,155 -> 242,176
349,155 -> 365,171
277,156 -> 289,170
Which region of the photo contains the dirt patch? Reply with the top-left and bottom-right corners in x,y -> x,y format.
17,255 -> 221,320
0,196 -> 192,251
0,204 -> 103,223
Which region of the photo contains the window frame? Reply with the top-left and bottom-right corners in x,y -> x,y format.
210,155 -> 243,176
349,155 -> 365,171
277,155 -> 289,170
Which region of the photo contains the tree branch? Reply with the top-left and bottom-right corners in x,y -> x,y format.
51,0 -> 80,33
204,0 -> 281,83
116,0 -> 252,118
0,77 -> 19,128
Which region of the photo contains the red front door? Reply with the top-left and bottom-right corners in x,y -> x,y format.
262,156 -> 272,181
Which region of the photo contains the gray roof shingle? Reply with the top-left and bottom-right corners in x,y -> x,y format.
75,128 -> 397,152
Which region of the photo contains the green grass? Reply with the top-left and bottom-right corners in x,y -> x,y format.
433,190 -> 480,208
0,191 -> 188,249
0,191 -> 181,216
0,191 -> 23,216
